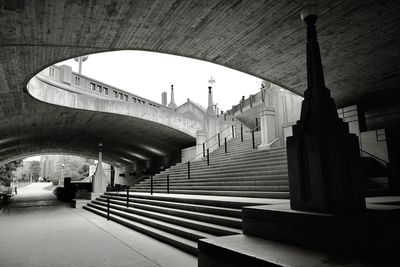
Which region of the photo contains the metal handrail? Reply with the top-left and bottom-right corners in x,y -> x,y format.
185,124 -> 237,164
181,125 -> 237,179
203,124 -> 235,146
360,149 -> 389,165
105,184 -> 130,221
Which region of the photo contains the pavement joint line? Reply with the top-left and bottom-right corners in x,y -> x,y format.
70,207 -> 163,267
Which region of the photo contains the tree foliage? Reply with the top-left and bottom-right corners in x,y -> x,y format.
0,160 -> 23,186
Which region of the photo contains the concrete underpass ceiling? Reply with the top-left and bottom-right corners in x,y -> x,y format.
0,0 -> 399,164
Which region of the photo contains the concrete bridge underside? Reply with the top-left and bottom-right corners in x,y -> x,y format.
0,0 -> 399,165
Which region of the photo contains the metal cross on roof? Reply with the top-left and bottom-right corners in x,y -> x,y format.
208,76 -> 216,85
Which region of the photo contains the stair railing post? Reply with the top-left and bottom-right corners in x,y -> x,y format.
218,133 -> 221,147
252,130 -> 255,149
126,186 -> 129,208
224,137 -> 227,154
187,161 -> 190,180
150,175 -> 153,195
232,125 -> 235,138
107,197 -> 110,221
207,148 -> 210,166
241,124 -> 243,142
167,174 -> 170,194
202,143 -> 206,157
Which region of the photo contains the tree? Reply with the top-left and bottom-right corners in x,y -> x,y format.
0,160 -> 23,186
29,161 -> 41,181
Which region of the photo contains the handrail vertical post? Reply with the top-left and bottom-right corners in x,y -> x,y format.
187,161 -> 190,179
202,143 -> 206,157
232,125 -> 235,138
207,149 -> 210,166
255,118 -> 259,131
224,137 -> 227,153
167,174 -> 169,194
218,133 -> 220,147
126,186 -> 129,208
241,124 -> 243,142
107,197 -> 110,221
150,175 -> 153,195
252,131 -> 255,149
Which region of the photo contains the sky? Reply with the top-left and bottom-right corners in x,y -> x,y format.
58,50 -> 264,111
25,51 -> 266,162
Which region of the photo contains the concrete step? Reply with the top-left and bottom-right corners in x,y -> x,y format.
165,163 -> 288,176
95,197 -> 242,229
104,192 -> 278,209
148,179 -> 289,187
168,157 -> 288,173
83,205 -> 198,255
184,154 -> 287,169
130,190 -> 289,198
158,169 -> 288,183
87,202 -> 218,240
142,174 -> 289,185
133,185 -> 289,192
101,194 -> 242,218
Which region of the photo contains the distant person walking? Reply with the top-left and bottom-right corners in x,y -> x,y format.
10,179 -> 18,195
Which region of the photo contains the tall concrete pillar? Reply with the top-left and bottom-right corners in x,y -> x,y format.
258,107 -> 276,150
207,86 -> 214,114
286,7 -> 365,213
92,143 -> 108,193
195,130 -> 207,159
161,91 -> 167,106
168,85 -> 177,110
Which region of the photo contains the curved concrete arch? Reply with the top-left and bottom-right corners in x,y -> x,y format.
0,0 -> 399,168
28,74 -> 203,138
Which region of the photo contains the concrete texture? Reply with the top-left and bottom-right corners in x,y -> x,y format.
0,183 -> 196,267
198,234 -> 398,267
0,1 -> 399,167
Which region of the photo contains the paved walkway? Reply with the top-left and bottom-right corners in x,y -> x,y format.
0,183 -> 196,267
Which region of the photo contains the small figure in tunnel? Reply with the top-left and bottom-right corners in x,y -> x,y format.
10,179 -> 18,195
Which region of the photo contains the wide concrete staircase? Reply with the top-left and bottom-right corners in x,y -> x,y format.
83,131 -> 290,255
132,131 -> 289,198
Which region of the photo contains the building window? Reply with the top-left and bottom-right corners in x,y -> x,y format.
103,87 -> 109,95
142,101 -> 145,104
90,82 -> 95,90
49,67 -> 55,77
75,77 -> 80,86
132,97 -> 136,103
119,93 -> 123,100
97,85 -> 102,93
124,94 -> 128,101
114,91 -> 118,98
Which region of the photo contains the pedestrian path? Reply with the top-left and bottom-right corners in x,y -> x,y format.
0,183 -> 196,267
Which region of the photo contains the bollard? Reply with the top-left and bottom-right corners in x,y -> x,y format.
241,124 -> 243,142
218,133 -> 221,147
207,148 -> 210,166
255,118 -> 259,131
203,143 -> 206,157
126,186 -> 130,208
232,125 -> 235,138
187,161 -> 190,179
252,131 -> 255,149
167,174 -> 170,194
150,176 -> 153,195
224,137 -> 227,153
107,197 -> 110,221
